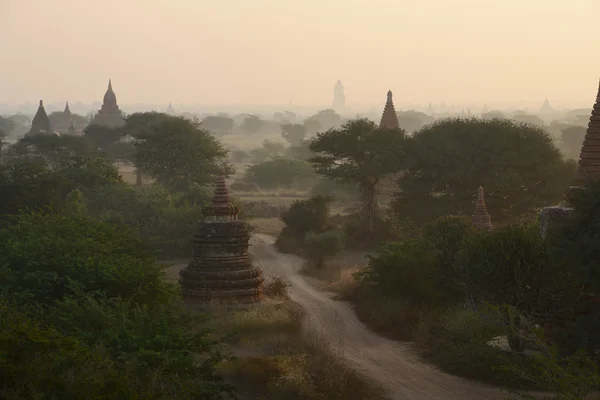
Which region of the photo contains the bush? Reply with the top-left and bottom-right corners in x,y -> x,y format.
422,215 -> 476,301
245,158 -> 316,189
304,230 -> 345,269
278,195 -> 334,248
355,238 -> 443,305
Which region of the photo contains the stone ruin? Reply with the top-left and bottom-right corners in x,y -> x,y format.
179,170 -> 264,306
471,186 -> 493,231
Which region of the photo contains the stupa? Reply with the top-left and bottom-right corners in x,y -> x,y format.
92,79 -> 125,128
179,170 -> 264,305
471,186 -> 493,231
28,100 -> 53,135
332,79 -> 346,111
379,90 -> 400,129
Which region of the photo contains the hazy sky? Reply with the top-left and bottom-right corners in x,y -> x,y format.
1,0 -> 599,107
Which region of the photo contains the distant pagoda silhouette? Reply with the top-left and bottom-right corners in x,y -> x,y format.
179,170 -> 264,305
332,79 -> 346,111
92,79 -> 125,128
28,100 -> 53,135
471,186 -> 493,231
379,90 -> 399,129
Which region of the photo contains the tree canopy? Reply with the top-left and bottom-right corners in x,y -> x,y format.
281,123 -> 307,146
309,118 -> 409,232
132,114 -> 229,190
392,117 -> 576,229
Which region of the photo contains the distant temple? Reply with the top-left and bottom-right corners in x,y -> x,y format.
179,170 -> 264,305
472,186 -> 493,231
92,79 -> 125,128
426,102 -> 435,116
332,79 -> 346,111
166,102 -> 175,115
379,90 -> 399,129
53,101 -> 78,135
28,100 -> 53,135
539,98 -> 554,114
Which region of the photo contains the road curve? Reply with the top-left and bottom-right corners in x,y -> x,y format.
250,233 -> 508,400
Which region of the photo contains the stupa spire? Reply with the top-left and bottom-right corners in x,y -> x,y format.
28,100 -> 53,135
573,79 -> 600,187
380,90 -> 399,129
472,186 -> 493,231
64,101 -> 71,115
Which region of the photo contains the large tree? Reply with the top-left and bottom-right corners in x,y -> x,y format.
11,134 -> 100,167
392,118 -> 576,229
309,118 -> 409,232
281,123 -> 307,146
132,114 -> 229,190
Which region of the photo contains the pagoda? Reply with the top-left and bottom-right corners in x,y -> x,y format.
471,186 -> 493,231
539,98 -> 554,114
332,79 -> 346,111
28,100 -> 53,135
179,170 -> 264,305
379,90 -> 399,129
573,80 -> 600,189
54,101 -> 73,134
92,79 -> 125,128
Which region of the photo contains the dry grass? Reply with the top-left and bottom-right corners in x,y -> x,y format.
326,266 -> 362,299
208,295 -> 385,400
251,218 -> 285,236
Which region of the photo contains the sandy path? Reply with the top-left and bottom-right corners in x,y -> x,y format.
250,233 -> 509,400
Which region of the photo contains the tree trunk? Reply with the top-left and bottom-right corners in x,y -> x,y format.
506,309 -> 525,353
136,168 -> 143,186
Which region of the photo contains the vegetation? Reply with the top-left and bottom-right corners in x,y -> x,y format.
244,158 -> 315,189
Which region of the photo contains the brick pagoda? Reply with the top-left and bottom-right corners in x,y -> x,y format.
179,170 -> 264,305
379,90 -> 400,130
471,186 -> 493,231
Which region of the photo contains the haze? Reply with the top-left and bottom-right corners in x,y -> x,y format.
1,0 -> 599,108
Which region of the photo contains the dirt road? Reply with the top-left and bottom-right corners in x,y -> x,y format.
251,233 -> 509,400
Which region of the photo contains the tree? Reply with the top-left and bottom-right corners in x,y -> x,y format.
250,139 -> 286,162
0,129 -> 6,165
244,158 -> 315,189
279,195 -> 334,243
560,125 -> 586,159
281,123 -> 307,146
397,110 -> 434,133
200,115 -> 234,135
240,114 -> 263,134
458,224 -> 580,352
305,109 -> 341,132
392,118 -> 576,229
132,115 -> 229,190
309,118 -> 409,233
305,230 -> 345,269
511,113 -> 545,127
11,134 -> 100,167
0,115 -> 16,136
83,123 -> 125,150
303,118 -> 322,136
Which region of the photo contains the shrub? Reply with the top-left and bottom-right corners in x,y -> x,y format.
422,215 -> 476,301
277,195 -> 334,251
263,276 -> 292,299
355,238 -> 443,305
304,230 -> 345,269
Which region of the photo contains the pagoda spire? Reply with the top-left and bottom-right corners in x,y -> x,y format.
472,186 -> 493,231
573,78 -> 600,187
28,100 -> 53,135
379,90 -> 399,129
64,101 -> 71,116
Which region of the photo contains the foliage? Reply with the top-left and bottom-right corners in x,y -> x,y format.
355,239 -> 442,305
280,123 -> 307,146
304,109 -> 341,132
309,118 -> 409,233
422,215 -> 476,300
84,123 -> 126,150
200,115 -> 235,135
397,110 -> 434,133
11,134 -> 100,166
458,224 -> 580,351
511,114 -> 545,127
0,115 -> 16,135
304,230 -> 345,269
250,139 -> 286,162
393,117 -> 576,229
310,177 -> 359,201
0,211 -> 165,306
286,138 -> 313,161
280,195 -> 333,242
241,114 -> 264,134
244,158 -> 316,189
132,114 -> 229,191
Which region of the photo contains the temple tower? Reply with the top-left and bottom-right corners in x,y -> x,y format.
92,79 -> 125,128
539,98 -> 554,114
379,90 -> 399,129
28,100 -> 53,135
54,101 -> 74,134
179,170 -> 264,306
573,80 -> 600,188
332,79 -> 346,111
166,102 -> 175,115
471,186 -> 493,231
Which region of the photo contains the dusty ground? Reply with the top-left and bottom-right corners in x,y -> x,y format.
251,234 -> 510,400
